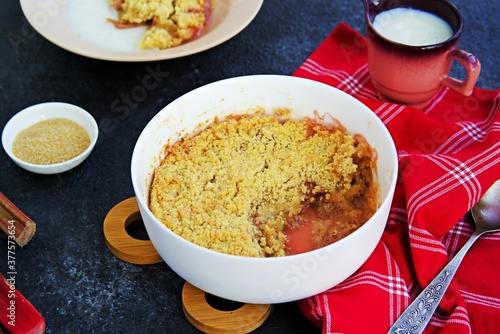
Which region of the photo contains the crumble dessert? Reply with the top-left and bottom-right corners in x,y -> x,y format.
109,0 -> 215,49
149,110 -> 378,257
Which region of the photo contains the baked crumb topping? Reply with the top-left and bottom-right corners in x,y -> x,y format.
109,0 -> 214,49
149,110 -> 377,257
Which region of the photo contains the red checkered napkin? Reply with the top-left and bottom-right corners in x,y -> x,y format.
293,22 -> 500,334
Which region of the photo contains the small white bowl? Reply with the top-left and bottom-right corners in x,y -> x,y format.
2,102 -> 99,174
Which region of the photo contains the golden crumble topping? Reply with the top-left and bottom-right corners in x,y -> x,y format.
109,0 -> 214,49
149,110 -> 378,257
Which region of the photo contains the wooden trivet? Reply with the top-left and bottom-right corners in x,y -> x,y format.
103,197 -> 162,265
182,282 -> 272,334
104,197 -> 272,333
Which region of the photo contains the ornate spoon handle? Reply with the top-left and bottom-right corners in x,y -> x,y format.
387,231 -> 481,334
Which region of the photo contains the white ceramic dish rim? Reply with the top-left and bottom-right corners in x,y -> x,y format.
131,74 -> 398,302
1,102 -> 99,174
19,0 -> 264,62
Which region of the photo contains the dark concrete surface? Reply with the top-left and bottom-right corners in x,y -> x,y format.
0,0 -> 498,333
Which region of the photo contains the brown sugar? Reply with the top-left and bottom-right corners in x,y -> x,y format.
149,112 -> 378,257
12,118 -> 90,165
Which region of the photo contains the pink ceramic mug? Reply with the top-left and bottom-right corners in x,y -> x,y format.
364,0 -> 481,108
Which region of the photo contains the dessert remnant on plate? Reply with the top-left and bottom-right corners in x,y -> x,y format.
108,0 -> 215,49
149,109 -> 379,257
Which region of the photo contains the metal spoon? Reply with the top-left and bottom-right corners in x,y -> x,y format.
388,179 -> 500,334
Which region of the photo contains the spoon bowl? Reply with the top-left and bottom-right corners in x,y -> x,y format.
471,180 -> 500,233
388,179 -> 500,334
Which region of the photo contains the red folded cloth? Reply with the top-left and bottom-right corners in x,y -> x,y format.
293,22 -> 500,334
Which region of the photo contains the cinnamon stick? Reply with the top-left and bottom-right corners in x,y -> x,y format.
0,192 -> 36,247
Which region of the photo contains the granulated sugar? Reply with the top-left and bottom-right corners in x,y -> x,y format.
12,118 -> 90,165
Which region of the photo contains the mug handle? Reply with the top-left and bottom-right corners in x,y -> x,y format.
441,49 -> 481,96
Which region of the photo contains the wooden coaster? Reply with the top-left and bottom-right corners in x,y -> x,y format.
182,282 -> 272,333
103,197 -> 162,265
105,199 -> 272,332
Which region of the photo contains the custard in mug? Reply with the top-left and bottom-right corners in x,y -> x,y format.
373,8 -> 454,46
365,0 -> 481,108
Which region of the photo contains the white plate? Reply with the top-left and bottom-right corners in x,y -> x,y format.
20,0 -> 264,62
